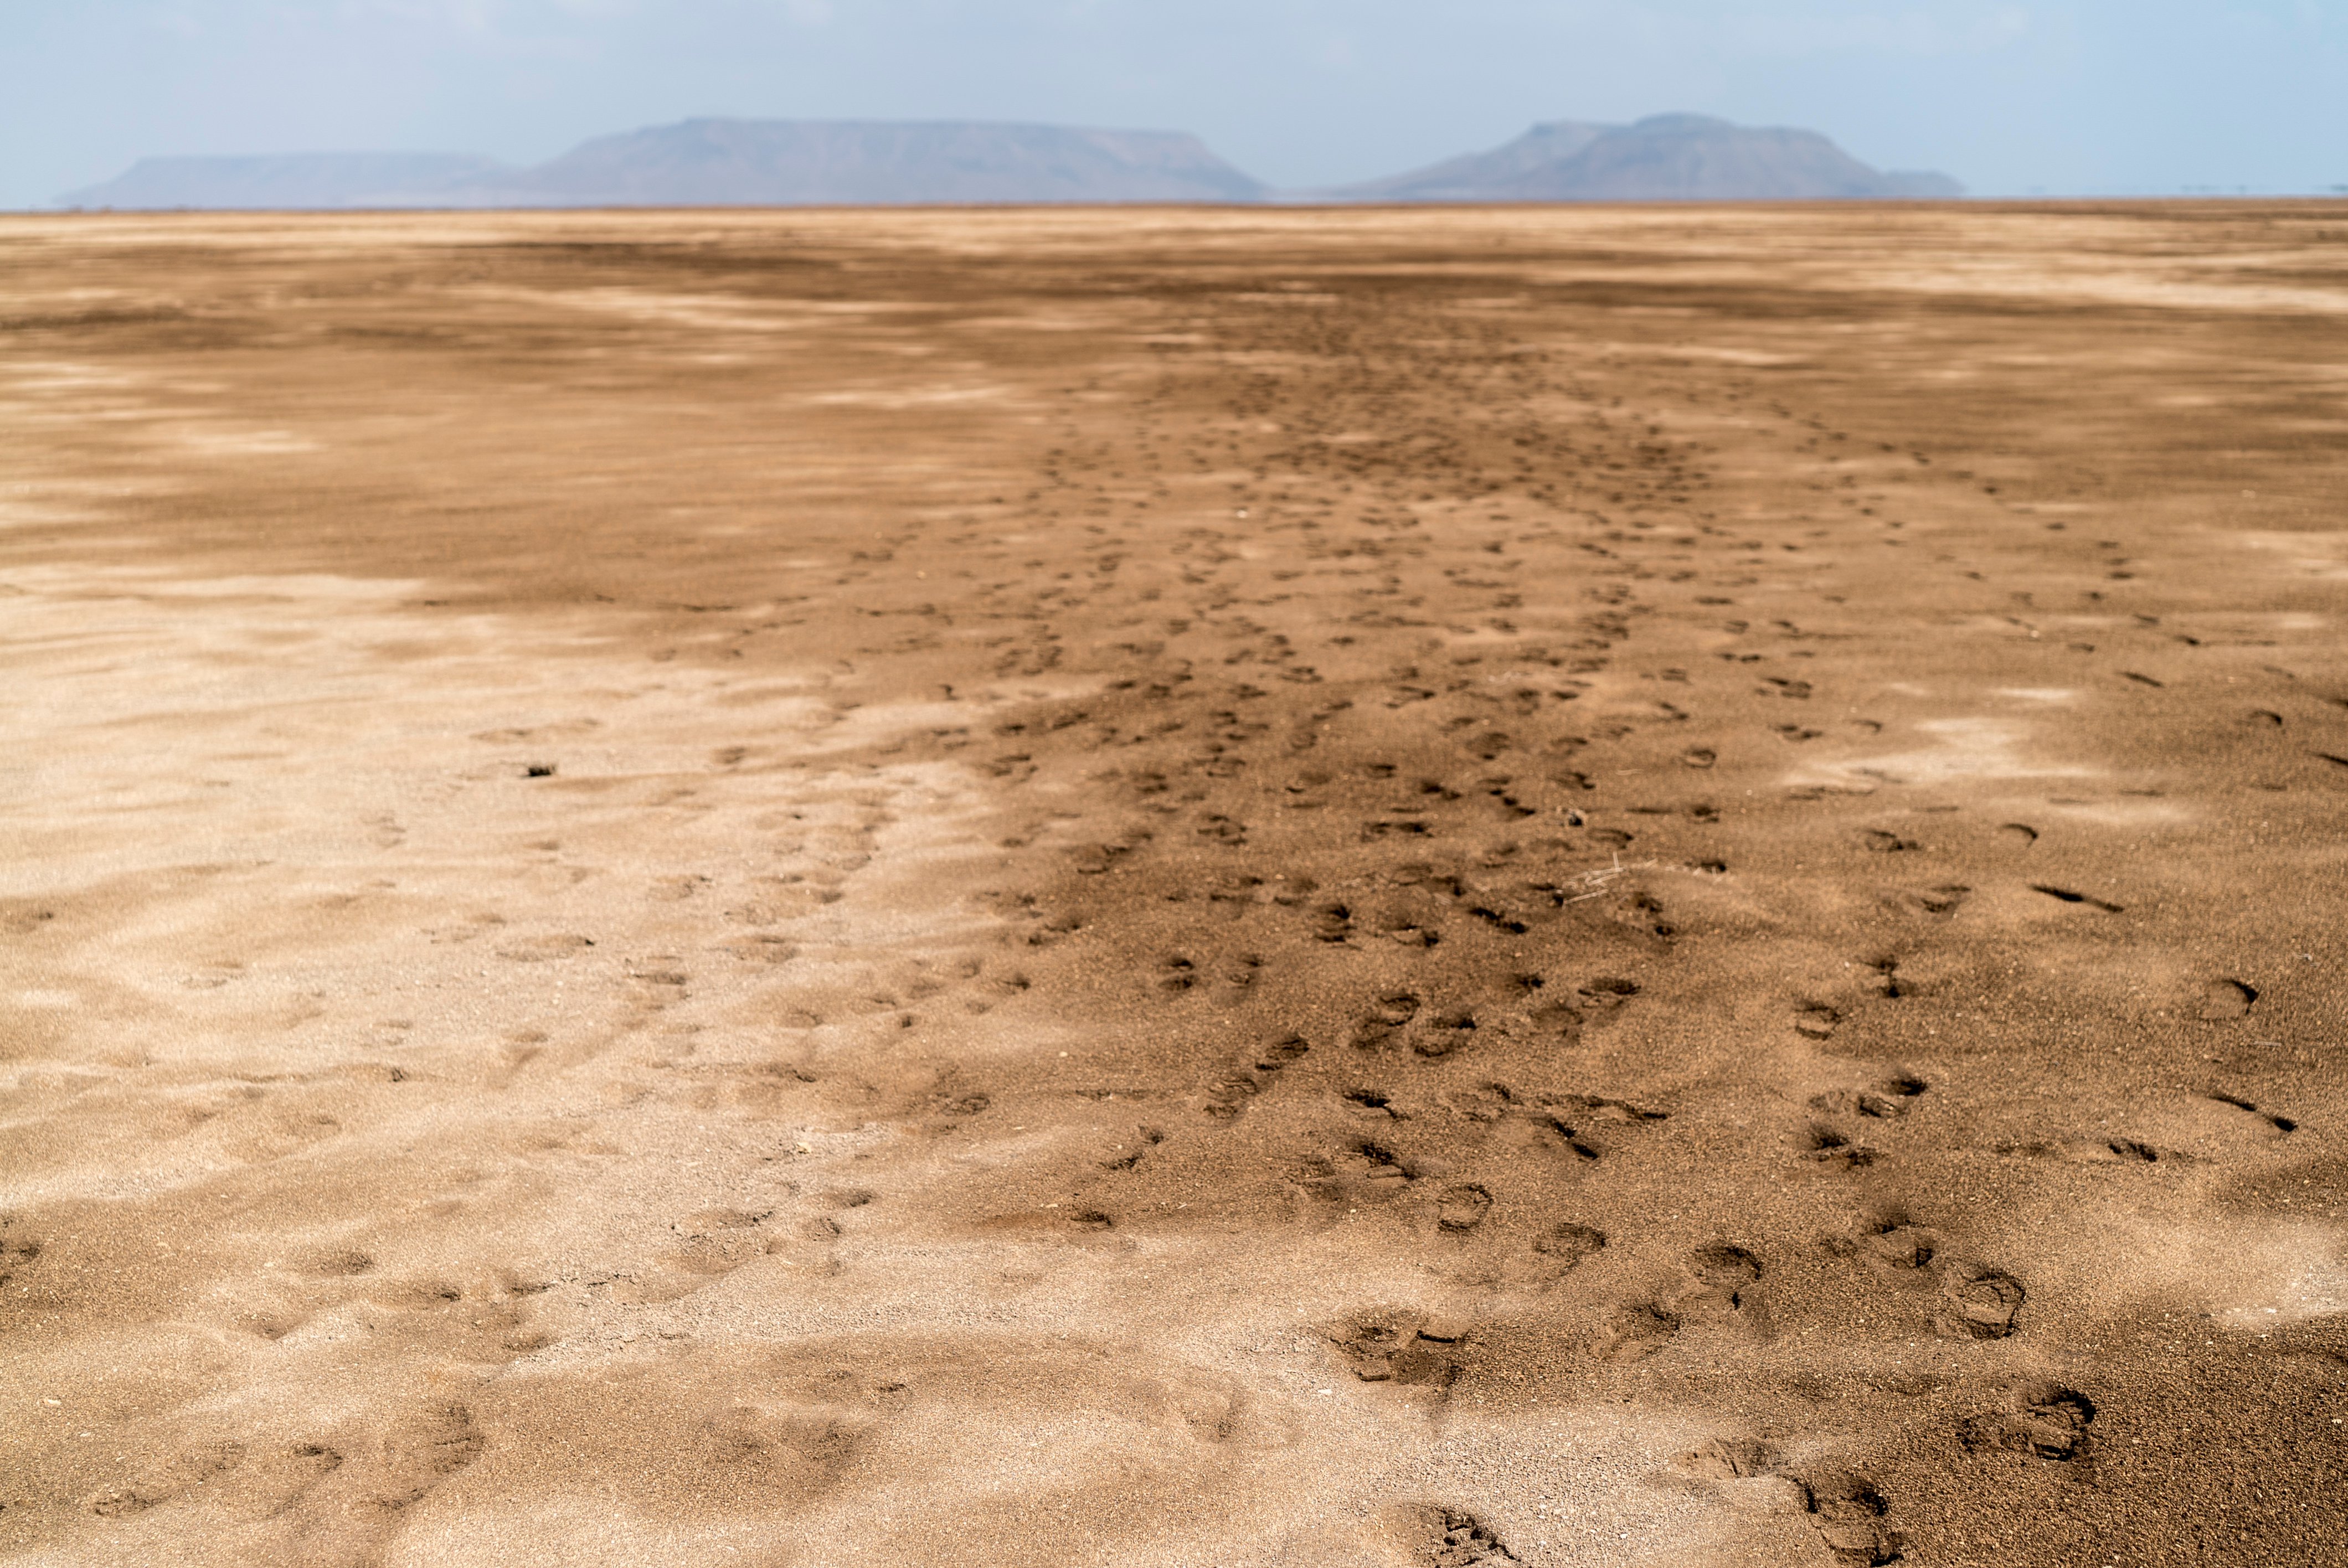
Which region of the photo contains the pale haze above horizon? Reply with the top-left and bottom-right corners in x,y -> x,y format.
6,0 -> 2345,209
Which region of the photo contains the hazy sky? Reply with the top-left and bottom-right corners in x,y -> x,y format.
9,1 -> 2346,205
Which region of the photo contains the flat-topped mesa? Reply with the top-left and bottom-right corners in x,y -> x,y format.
1326,112 -> 1963,202
56,120 -> 1269,210
470,118 -> 1269,206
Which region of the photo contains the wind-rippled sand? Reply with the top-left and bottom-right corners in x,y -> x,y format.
2,203 -> 2344,1566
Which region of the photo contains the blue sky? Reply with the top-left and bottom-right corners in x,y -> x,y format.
7,1 -> 2346,205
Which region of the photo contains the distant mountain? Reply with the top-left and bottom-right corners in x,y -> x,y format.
1330,114 -> 1962,202
58,153 -> 512,210
1330,121 -> 1613,202
57,114 -> 1958,210
55,120 -> 1264,210
472,119 -> 1265,206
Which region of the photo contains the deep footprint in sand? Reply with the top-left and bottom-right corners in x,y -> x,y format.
1674,1435 -> 1789,1483
1350,991 -> 1424,1050
1674,1242 -> 1764,1321
1548,1092 -> 1669,1127
1327,1309 -> 1466,1388
1834,1212 -> 1940,1276
82,1440 -> 251,1519
1203,1031 -> 1313,1120
1435,1183 -> 1494,1232
1803,1473 -> 1901,1565
1800,1125 -> 1881,1169
2196,978 -> 2258,1021
1534,1221 -> 1607,1271
371,1403 -> 488,1510
1291,1137 -> 1419,1211
1934,1262 -> 2027,1340
1961,1382 -> 2097,1460
1597,1302 -> 1681,1361
1311,901 -> 1355,943
1377,1503 -> 1519,1566
1534,1115 -> 1603,1163
1577,976 -> 1640,1013
1255,1031 -> 1311,1071
1407,1007 -> 1481,1059
1809,1071 -> 1927,1121
1908,883 -> 1971,916
1422,1507 -> 1518,1565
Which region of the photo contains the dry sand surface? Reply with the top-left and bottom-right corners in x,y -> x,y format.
3,203 -> 2345,1566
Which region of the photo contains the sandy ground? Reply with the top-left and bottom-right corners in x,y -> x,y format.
2,203 -> 2345,1567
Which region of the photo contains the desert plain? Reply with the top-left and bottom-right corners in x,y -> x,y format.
2,202 -> 2345,1566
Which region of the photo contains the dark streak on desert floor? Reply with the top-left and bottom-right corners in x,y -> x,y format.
2,204 -> 2345,1567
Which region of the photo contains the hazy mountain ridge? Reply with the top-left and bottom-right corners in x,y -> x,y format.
1327,114 -> 1962,202
1329,120 -> 1615,202
56,153 -> 514,210
56,113 -> 1960,209
57,120 -> 1263,209
468,120 -> 1266,205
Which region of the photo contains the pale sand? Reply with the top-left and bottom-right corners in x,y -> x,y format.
2,204 -> 2344,1566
